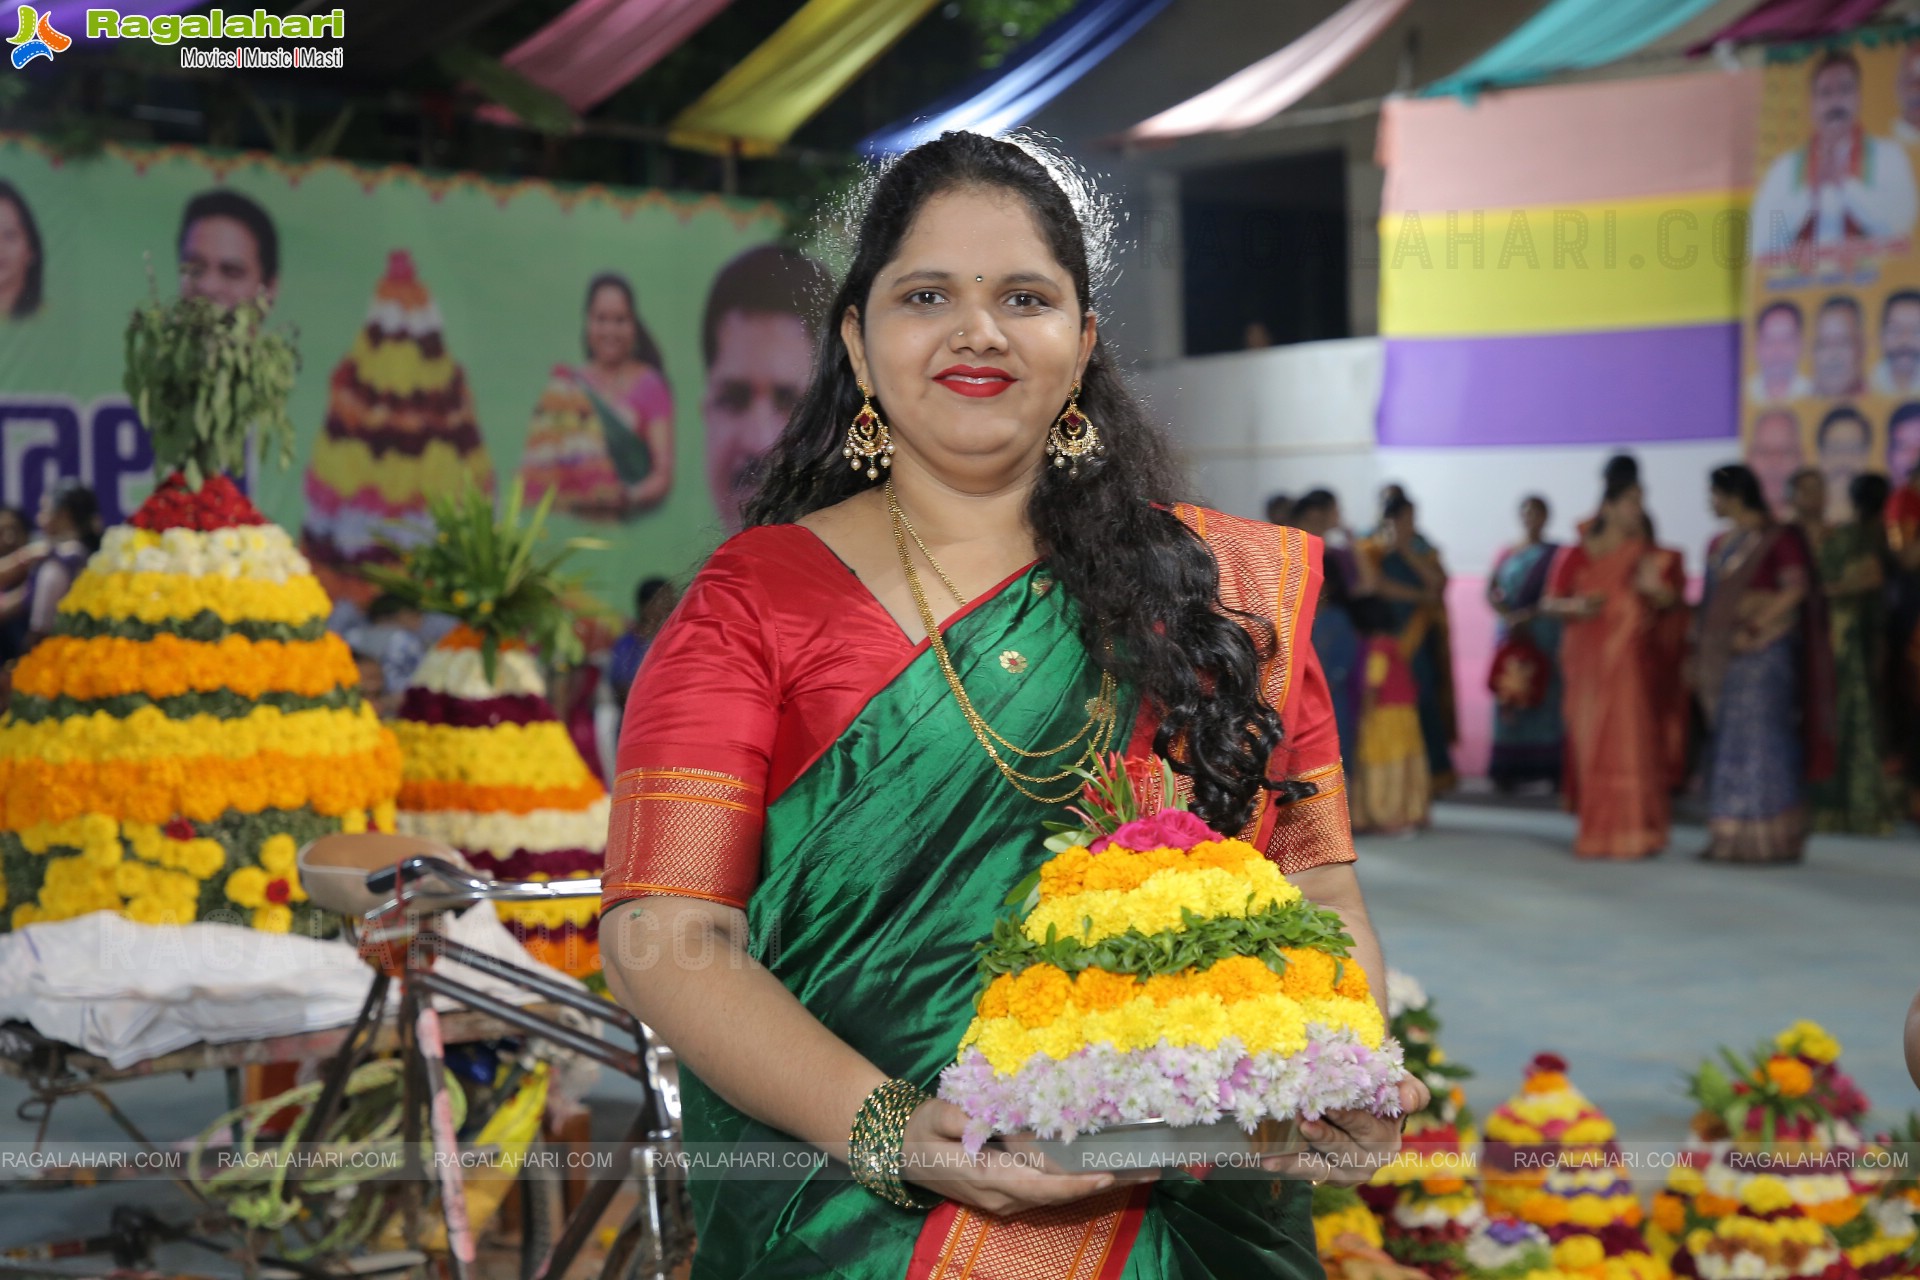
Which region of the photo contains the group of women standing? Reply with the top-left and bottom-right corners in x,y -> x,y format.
1495,454 -> 1874,865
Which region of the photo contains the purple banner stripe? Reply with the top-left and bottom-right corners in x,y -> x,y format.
1377,323 -> 1739,447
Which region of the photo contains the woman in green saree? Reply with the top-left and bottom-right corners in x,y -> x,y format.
1795,468 -> 1895,833
600,133 -> 1421,1280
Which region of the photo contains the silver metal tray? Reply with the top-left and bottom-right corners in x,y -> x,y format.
1020,1116 -> 1305,1172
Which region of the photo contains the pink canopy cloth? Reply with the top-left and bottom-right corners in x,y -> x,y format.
480,0 -> 733,122
1687,0 -> 1890,52
1122,0 -> 1413,144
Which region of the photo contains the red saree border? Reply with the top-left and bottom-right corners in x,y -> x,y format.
769,528 -> 1042,808
602,764 -> 762,911
906,1184 -> 1148,1280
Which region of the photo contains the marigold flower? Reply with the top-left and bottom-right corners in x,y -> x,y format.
1007,964 -> 1072,1028
1553,1236 -> 1606,1271
1652,1192 -> 1688,1236
1763,1056 -> 1814,1097
1278,947 -> 1338,998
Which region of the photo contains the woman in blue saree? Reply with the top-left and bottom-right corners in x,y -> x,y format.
598,134 -> 1420,1279
1485,496 -> 1563,790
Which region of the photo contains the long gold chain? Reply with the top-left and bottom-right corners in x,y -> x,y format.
888,480 -> 970,608
886,483 -> 1119,803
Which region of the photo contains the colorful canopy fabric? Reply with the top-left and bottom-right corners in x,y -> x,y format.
488,0 -> 734,117
1376,70 -> 1760,447
669,0 -> 942,156
1122,0 -> 1413,145
1687,0 -> 1891,53
861,0 -> 1174,156
1423,0 -> 1729,98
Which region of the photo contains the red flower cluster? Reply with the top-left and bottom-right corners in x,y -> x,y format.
130,472 -> 269,532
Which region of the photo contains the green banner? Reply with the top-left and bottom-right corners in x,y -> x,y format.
0,133 -> 828,608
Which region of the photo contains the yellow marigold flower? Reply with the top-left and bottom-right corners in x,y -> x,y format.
1563,1118 -> 1617,1144
184,840 -> 225,880
225,866 -> 269,909
253,904 -> 293,934
259,834 -> 298,875
1229,995 -> 1311,1055
975,1018 -> 1036,1075
114,861 -> 152,898
11,904 -> 38,929
373,801 -> 397,833
340,808 -> 368,835
1668,1166 -> 1705,1197
1007,964 -> 1072,1028
1775,1020 -> 1841,1065
81,835 -> 123,869
126,822 -> 163,861
1554,1237 -> 1606,1271
1763,1056 -> 1814,1097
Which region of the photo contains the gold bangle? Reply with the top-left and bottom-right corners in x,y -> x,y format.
848,1079 -> 938,1210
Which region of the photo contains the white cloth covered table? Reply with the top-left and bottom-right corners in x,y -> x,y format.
0,904 -> 580,1070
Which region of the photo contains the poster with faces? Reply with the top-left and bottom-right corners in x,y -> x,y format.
1744,40 -> 1920,520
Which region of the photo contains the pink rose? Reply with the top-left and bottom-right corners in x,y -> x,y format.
1091,807 -> 1221,853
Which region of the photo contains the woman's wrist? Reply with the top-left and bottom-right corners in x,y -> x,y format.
848,1078 -> 941,1210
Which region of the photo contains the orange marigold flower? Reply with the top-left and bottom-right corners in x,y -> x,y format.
1334,960 -> 1371,1001
977,974 -> 1014,1020
1007,964 -> 1072,1028
1196,954 -> 1284,1003
1071,967 -> 1142,1012
1651,1193 -> 1687,1236
1804,1197 -> 1861,1226
1143,971 -> 1196,1005
1694,1193 -> 1741,1219
1763,1056 -> 1813,1098
1524,1071 -> 1570,1094
1424,1176 -> 1467,1196
1038,847 -> 1091,899
1278,948 -> 1338,998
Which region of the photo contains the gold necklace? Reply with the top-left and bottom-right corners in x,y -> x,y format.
886,479 -> 969,607
886,483 -> 1119,803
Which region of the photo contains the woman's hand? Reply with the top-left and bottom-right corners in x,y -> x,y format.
902,1099 -> 1144,1216
1268,1076 -> 1431,1187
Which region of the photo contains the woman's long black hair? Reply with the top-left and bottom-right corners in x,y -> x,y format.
744,132 -> 1290,832
1711,463 -> 1769,517
583,272 -> 666,373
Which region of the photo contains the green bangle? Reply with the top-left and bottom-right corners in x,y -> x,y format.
848,1079 -> 938,1210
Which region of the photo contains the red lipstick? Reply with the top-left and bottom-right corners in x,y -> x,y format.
934,365 -> 1017,398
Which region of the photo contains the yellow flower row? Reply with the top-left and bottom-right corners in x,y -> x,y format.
0,703 -> 387,767
979,952 -> 1369,1028
1022,859 -> 1302,946
15,633 -> 358,702
497,891 -> 601,931
961,990 -> 1384,1076
1520,1189 -> 1643,1230
58,570 -> 331,628
1484,1114 -> 1616,1146
1685,1216 -> 1829,1254
392,720 -> 600,790
1037,839 -> 1264,901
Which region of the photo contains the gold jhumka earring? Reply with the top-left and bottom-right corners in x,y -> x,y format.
843,381 -> 894,481
1045,382 -> 1102,477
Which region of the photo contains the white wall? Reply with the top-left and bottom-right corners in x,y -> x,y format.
1140,340 -> 1734,571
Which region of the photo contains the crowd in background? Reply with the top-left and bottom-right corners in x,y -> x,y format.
1271,453 -> 1920,862
4,455 -> 1919,867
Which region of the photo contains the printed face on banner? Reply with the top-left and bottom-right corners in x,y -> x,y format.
1743,41 -> 1920,520
0,137 -> 788,610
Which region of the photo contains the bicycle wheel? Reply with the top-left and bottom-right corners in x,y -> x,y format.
516,1142 -> 565,1280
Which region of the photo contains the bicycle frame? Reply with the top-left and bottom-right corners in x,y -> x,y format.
304,852 -> 681,1280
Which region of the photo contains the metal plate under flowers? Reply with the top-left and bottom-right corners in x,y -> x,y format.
1023,1116 -> 1306,1173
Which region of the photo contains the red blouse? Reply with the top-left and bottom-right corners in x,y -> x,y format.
603,509 -> 1353,913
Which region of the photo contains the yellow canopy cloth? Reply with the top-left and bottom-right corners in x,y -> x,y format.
669,0 -> 941,156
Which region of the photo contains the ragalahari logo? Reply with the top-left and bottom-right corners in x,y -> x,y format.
9,5 -> 71,67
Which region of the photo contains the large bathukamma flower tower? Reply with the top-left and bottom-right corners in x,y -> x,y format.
301,250 -> 493,607
0,295 -> 402,932
1652,1023 -> 1913,1280
365,483 -> 607,980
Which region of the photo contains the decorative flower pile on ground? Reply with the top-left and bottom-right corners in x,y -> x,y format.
367,483 -> 605,979
0,295 -> 400,933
